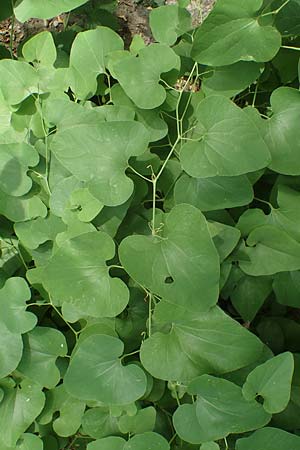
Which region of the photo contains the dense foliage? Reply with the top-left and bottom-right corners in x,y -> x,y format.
0,0 -> 300,448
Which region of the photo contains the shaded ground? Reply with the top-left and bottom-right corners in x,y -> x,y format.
0,0 -> 215,54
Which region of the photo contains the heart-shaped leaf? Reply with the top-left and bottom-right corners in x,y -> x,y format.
191,0 -> 281,66
140,302 -> 263,382
175,174 -> 253,211
266,87 -> 300,175
180,95 -> 270,178
173,375 -> 270,444
111,44 -> 180,109
17,327 -> 68,389
38,385 -> 86,437
149,5 -> 191,46
22,31 -> 57,66
0,60 -> 39,104
242,352 -> 294,413
239,225 -> 300,276
27,231 -> 129,319
14,0 -> 90,22
0,143 -> 39,197
69,27 -> 124,99
50,103 -> 149,206
236,427 -> 300,450
0,380 -> 45,448
14,213 -> 66,249
64,334 -> 147,404
0,277 -> 36,378
119,204 -> 220,313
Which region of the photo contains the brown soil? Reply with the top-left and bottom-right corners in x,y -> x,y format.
0,0 -> 215,54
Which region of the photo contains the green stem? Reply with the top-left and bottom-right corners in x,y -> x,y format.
128,165 -> 151,182
120,349 -> 140,361
260,0 -> 290,17
252,82 -> 259,107
148,292 -> 153,337
281,45 -> 300,51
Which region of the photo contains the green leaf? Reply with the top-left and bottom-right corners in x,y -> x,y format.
0,60 -> 39,104
191,0 -> 281,66
69,27 -> 124,99
273,270 -> 300,308
275,0 -> 300,36
14,213 -> 66,249
82,407 -> 120,439
0,143 -> 39,197
118,407 -> 156,434
17,327 -> 67,389
22,31 -> 57,66
239,225 -> 300,276
88,437 -> 125,450
180,95 -> 270,178
266,87 -> 300,175
16,434 -> 43,450
0,189 -> 47,222
208,221 -> 241,262
149,5 -> 191,45
270,184 -> 300,242
123,432 -> 170,450
242,352 -> 294,413
119,204 -> 220,314
236,427 -> 300,450
111,84 -> 168,142
70,188 -> 104,222
14,0 -> 90,22
0,0 -> 13,21
140,302 -> 264,382
229,269 -> 272,322
202,62 -> 263,98
174,174 -> 253,211
173,375 -> 270,444
111,44 -> 180,109
200,443 -> 220,450
64,334 -> 147,404
38,385 -> 86,437
0,380 -> 45,448
50,105 -> 149,206
27,231 -> 129,319
0,277 -> 36,378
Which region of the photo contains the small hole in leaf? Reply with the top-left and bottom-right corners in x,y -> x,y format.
164,276 -> 174,284
256,394 -> 264,404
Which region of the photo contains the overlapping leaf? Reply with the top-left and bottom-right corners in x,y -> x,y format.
64,334 -> 147,404
87,432 -> 170,450
149,5 -> 191,45
180,95 -> 270,178
191,0 -> 281,66
38,385 -> 86,437
69,27 -> 124,99
173,375 -> 270,444
236,427 -> 300,450
17,327 -> 67,388
0,380 -> 45,448
111,44 -> 180,109
140,302 -> 264,382
175,173 -> 253,211
266,87 -> 300,175
14,0 -> 90,22
49,102 -> 149,206
27,231 -> 129,319
0,277 -> 36,378
119,204 -> 220,313
242,352 -> 294,413
0,60 -> 39,104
